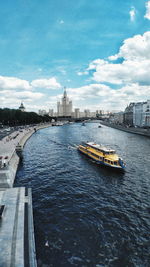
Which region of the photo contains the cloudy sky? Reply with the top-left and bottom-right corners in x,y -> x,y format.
0,0 -> 150,112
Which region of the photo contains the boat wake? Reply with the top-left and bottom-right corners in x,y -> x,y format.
47,138 -> 77,151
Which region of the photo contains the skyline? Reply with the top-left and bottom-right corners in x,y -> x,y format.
0,0 -> 150,112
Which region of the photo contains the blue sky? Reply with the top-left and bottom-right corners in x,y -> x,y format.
0,0 -> 150,112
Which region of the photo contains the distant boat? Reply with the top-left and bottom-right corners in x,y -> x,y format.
56,122 -> 64,126
77,142 -> 126,171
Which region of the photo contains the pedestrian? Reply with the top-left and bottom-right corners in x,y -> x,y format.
3,158 -> 6,167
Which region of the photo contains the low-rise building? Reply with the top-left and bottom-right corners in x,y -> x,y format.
48,109 -> 54,117
74,108 -> 80,118
38,110 -> 47,116
109,112 -> 124,124
84,109 -> 90,118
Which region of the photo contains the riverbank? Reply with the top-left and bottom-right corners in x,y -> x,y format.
0,123 -> 52,188
0,124 -> 52,266
101,121 -> 150,137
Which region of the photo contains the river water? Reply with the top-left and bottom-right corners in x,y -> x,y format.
15,122 -> 150,267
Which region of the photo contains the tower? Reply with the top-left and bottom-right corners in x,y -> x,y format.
57,87 -> 72,117
19,102 -> 25,112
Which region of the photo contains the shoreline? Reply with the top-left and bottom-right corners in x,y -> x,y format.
19,123 -> 52,147
101,121 -> 150,137
0,123 -> 52,189
0,123 -> 51,266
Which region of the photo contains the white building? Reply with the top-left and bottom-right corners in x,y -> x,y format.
74,108 -> 80,118
143,100 -> 150,127
84,109 -> 90,118
57,89 -> 72,117
133,100 -> 150,127
96,110 -> 104,116
133,102 -> 144,126
49,109 -> 54,117
39,110 -> 47,116
90,111 -> 96,118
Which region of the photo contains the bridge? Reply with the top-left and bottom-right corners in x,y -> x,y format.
49,116 -> 104,122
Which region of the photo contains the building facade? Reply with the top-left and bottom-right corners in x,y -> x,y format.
48,109 -> 54,117
74,108 -> 80,118
84,109 -> 90,118
133,102 -> 144,126
133,100 -> 150,127
124,100 -> 150,127
123,103 -> 135,126
143,100 -> 150,126
57,89 -> 72,117
109,112 -> 124,124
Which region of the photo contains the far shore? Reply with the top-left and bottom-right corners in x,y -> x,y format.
101,121 -> 150,138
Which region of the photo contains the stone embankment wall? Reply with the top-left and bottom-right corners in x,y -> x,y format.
101,122 -> 150,137
0,154 -> 19,188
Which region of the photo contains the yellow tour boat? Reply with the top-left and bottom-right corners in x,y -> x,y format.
77,142 -> 126,171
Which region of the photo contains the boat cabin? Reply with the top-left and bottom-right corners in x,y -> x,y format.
85,142 -> 116,155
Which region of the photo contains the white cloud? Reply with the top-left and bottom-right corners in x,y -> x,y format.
0,89 -> 44,109
0,76 -> 32,90
31,77 -> 61,89
68,84 -> 110,100
144,1 -> 150,20
38,68 -> 42,72
88,59 -> 106,70
87,32 -> 150,85
109,31 -> 150,61
66,83 -> 150,111
0,89 -> 43,101
57,66 -> 67,75
0,75 -> 61,111
77,71 -> 88,76
0,76 -> 61,91
59,20 -> 64,24
129,7 -> 136,22
91,59 -> 150,85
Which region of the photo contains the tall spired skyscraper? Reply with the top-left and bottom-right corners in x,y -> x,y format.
57,88 -> 72,117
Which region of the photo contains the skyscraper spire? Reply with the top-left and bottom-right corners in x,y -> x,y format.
63,86 -> 67,98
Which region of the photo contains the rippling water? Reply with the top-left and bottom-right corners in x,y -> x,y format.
15,122 -> 150,266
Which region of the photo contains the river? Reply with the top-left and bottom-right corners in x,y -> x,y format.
15,122 -> 150,267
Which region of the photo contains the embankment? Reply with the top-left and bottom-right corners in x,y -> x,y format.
0,124 -> 51,189
101,122 -> 150,137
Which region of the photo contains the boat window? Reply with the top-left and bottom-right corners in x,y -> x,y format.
114,161 -> 117,165
111,161 -> 113,165
90,152 -> 99,158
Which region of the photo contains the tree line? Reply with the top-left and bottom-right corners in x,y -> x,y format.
0,108 -> 52,126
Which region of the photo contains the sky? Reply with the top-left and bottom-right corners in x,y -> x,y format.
0,0 -> 150,112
